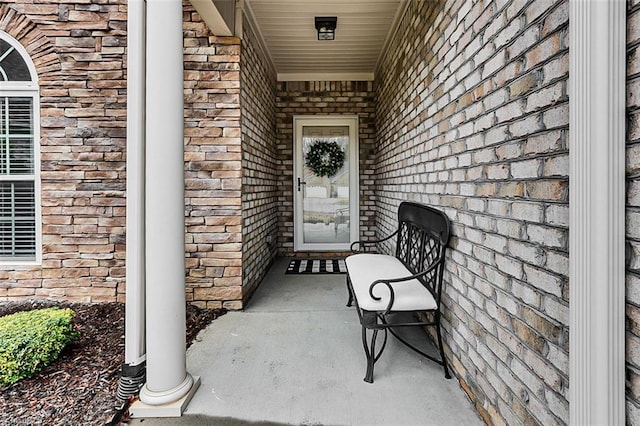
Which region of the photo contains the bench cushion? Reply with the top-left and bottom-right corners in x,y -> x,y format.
346,253 -> 437,312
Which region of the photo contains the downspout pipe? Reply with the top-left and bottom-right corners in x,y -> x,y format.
118,0 -> 147,402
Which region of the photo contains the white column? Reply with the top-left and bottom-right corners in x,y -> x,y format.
124,0 -> 146,368
139,0 -> 194,406
569,0 -> 625,425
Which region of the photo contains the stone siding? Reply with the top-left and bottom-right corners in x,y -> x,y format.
0,1 -> 127,303
0,2 -> 247,308
627,1 -> 640,422
376,1 -> 569,424
183,4 -> 243,310
275,81 -> 376,257
240,16 -> 278,300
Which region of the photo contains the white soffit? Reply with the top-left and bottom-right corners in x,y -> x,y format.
244,0 -> 406,81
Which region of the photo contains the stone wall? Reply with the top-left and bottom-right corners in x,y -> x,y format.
0,2 -> 247,308
0,1 -> 127,302
183,4 -> 243,309
376,1 -> 569,424
240,16 -> 278,300
627,1 -> 640,421
275,81 -> 376,257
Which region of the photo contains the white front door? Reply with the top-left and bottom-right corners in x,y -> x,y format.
293,116 -> 359,251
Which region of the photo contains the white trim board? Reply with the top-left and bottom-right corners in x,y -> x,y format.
568,0 -> 626,424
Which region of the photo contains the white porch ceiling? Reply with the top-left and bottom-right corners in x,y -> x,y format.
244,0 -> 407,81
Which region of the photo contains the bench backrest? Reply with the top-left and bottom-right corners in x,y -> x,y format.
395,202 -> 451,302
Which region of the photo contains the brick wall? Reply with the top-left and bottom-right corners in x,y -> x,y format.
627,1 -> 640,421
376,1 -> 569,424
0,1 -> 127,302
275,81 -> 376,257
183,4 -> 243,310
240,16 -> 278,300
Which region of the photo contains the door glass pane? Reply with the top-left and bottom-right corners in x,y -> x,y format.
302,126 -> 350,244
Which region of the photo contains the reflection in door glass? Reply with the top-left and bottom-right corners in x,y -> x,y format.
302,126 -> 350,244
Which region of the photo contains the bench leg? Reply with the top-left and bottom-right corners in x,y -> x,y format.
436,319 -> 451,379
362,326 -> 378,383
346,275 -> 354,307
361,318 -> 389,383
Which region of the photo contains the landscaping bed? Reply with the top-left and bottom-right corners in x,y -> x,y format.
0,300 -> 224,425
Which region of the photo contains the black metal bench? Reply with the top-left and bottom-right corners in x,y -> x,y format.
345,201 -> 451,383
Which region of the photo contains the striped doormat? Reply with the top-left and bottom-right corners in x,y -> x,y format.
286,258 -> 347,274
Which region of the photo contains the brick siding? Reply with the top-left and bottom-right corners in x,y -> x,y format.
627,1 -> 640,422
240,16 -> 278,301
376,1 -> 569,424
0,1 -> 127,303
275,81 -> 376,257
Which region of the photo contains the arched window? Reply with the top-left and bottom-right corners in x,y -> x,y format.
0,31 -> 40,263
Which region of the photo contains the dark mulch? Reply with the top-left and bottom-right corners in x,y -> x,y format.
0,300 -> 225,426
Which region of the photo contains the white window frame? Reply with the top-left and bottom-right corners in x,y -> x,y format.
0,31 -> 42,265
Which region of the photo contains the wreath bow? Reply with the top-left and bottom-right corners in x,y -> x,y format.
305,140 -> 346,178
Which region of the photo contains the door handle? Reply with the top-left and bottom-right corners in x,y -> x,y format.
297,177 -> 306,191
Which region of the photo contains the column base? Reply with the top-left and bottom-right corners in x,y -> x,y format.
130,375 -> 200,418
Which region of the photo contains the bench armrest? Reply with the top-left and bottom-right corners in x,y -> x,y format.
350,230 -> 398,253
368,255 -> 444,314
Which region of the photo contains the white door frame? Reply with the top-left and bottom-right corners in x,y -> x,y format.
293,115 -> 359,252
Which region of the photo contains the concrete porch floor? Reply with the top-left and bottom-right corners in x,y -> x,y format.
131,257 -> 482,425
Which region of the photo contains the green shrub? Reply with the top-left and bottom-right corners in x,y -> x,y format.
0,307 -> 79,386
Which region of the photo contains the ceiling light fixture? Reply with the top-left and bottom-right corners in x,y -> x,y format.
315,16 -> 337,41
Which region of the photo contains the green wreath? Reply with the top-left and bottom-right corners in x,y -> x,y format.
305,140 -> 346,178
